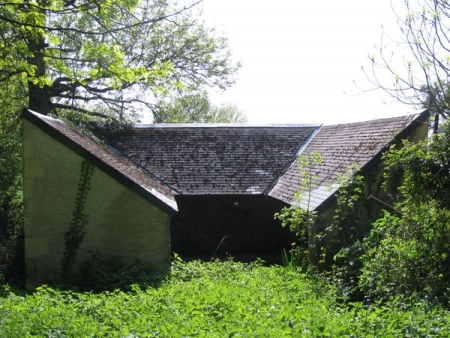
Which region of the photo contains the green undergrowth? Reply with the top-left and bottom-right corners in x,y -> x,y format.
1,259 -> 449,337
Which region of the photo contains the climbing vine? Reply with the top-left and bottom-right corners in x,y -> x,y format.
61,160 -> 94,280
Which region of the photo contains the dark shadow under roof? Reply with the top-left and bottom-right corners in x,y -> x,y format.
23,109 -> 178,214
114,124 -> 321,195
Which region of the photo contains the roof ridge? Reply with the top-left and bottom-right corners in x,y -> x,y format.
323,112 -> 423,127
134,123 -> 322,129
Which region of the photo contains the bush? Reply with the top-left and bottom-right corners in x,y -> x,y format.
76,251 -> 169,292
359,202 -> 450,305
358,122 -> 450,306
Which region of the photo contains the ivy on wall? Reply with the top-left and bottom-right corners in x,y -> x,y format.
61,160 -> 94,280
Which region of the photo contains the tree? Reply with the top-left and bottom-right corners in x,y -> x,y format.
0,79 -> 25,284
0,0 -> 239,120
0,0 -> 240,284
153,89 -> 247,123
362,0 -> 450,131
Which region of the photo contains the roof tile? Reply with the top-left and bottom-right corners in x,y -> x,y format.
268,113 -> 428,209
114,125 -> 320,195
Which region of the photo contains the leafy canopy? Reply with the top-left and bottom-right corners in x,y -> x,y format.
0,0 -> 239,120
153,88 -> 247,123
0,0 -> 240,284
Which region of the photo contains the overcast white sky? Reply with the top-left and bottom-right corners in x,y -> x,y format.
200,0 -> 416,125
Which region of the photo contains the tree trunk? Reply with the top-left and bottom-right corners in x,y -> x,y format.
26,0 -> 52,115
433,113 -> 439,134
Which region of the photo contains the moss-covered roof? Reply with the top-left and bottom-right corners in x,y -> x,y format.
24,109 -> 429,212
114,124 -> 320,195
268,112 -> 429,209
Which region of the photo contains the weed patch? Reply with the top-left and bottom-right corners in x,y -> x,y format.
1,260 -> 449,337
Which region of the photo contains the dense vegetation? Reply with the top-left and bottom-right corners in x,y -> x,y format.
358,122 -> 450,305
4,110 -> 449,335
3,125 -> 450,335
274,118 -> 450,310
2,0 -> 450,334
1,259 -> 450,337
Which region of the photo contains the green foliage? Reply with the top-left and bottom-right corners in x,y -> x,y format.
274,152 -> 322,269
0,0 -> 240,286
1,260 -> 450,337
360,201 -> 450,304
326,172 -> 368,300
359,121 -> 450,305
275,153 -> 370,277
275,206 -> 317,269
327,169 -> 365,249
0,0 -> 239,119
59,109 -> 135,144
77,251 -> 169,292
61,161 -> 94,280
360,206 -> 450,304
0,0 -> 240,283
0,94 -> 24,284
275,204 -> 316,241
153,88 -> 247,123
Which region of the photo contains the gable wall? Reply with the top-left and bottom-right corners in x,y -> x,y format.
23,119 -> 171,285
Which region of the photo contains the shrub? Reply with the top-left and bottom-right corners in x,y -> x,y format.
76,251 -> 169,292
358,121 -> 450,306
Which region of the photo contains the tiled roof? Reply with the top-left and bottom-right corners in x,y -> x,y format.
25,109 -> 428,212
23,109 -> 178,214
268,112 -> 429,209
114,124 -> 321,195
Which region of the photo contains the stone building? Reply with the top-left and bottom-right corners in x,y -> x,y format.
23,109 -> 428,284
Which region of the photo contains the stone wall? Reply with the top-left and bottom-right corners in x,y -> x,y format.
23,119 -> 171,286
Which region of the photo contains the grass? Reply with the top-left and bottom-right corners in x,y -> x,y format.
1,259 -> 449,337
